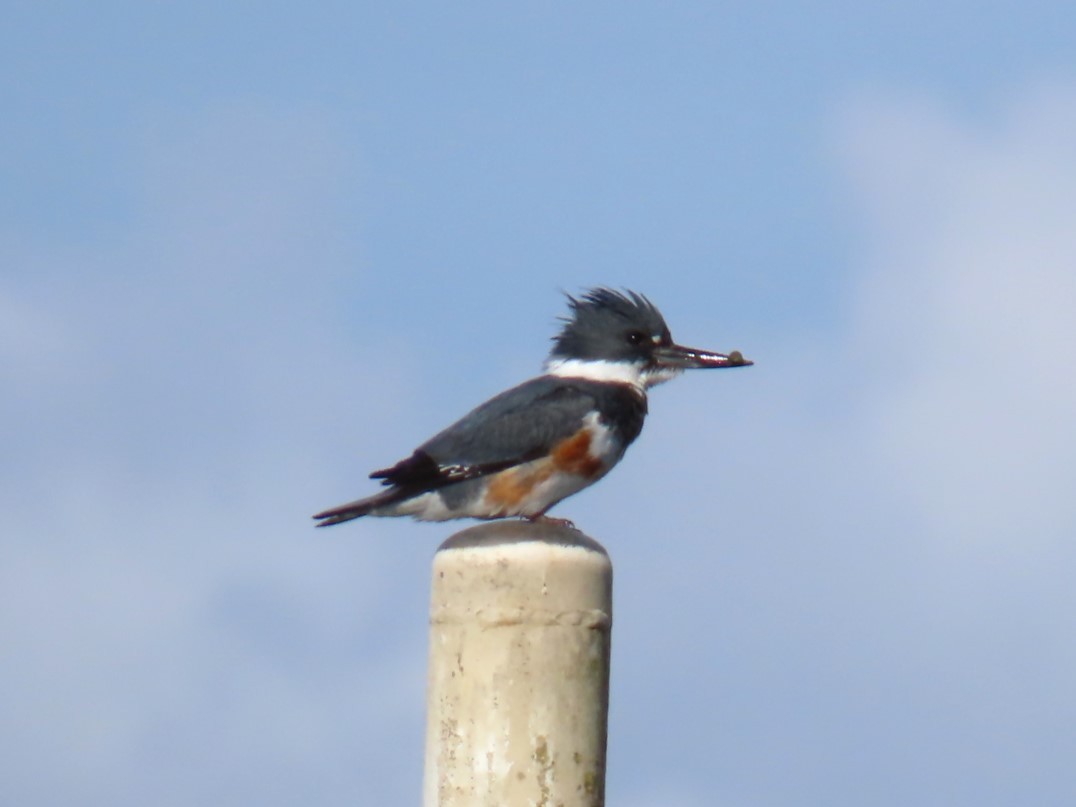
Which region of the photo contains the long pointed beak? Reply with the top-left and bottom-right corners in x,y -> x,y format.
653,344 -> 753,369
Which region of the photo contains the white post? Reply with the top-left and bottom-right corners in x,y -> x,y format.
422,521 -> 613,807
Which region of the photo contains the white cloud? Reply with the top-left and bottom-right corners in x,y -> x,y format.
838,84 -> 1076,550
0,103 -> 430,806
586,85 -> 1076,807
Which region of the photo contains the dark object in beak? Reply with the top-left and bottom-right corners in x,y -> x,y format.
654,344 -> 753,369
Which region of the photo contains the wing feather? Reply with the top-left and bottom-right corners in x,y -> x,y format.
370,377 -> 604,489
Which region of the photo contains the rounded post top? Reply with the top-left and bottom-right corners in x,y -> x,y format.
436,520 -> 608,557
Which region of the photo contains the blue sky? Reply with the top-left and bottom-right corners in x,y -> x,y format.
4,3 -> 1076,805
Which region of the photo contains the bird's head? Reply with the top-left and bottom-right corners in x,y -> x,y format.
546,287 -> 752,389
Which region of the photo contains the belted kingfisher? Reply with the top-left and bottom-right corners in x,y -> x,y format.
314,288 -> 751,527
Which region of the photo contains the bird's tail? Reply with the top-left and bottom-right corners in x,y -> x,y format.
312,488 -> 411,527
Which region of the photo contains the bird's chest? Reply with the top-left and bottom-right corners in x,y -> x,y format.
481,413 -> 625,517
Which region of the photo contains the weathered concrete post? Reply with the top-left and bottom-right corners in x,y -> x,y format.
422,521 -> 612,807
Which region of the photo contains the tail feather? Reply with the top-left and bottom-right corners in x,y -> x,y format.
312,488 -> 411,527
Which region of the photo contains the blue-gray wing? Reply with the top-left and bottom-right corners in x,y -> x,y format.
369,376 -> 642,490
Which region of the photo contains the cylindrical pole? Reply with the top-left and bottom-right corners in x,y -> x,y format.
422,521 -> 612,807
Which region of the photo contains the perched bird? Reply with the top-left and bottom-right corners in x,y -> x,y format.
313,288 -> 751,527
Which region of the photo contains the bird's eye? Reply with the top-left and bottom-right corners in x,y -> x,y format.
626,330 -> 647,345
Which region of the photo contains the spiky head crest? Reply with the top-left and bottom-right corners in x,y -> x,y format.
549,287 -> 672,362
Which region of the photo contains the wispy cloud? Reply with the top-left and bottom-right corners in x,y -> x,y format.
0,103 -> 430,806
839,84 -> 1076,548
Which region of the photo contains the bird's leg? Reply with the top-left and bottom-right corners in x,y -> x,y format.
524,513 -> 577,530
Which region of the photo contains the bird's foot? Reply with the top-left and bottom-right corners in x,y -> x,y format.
525,514 -> 577,530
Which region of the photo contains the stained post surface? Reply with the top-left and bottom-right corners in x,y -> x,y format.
423,521 -> 612,807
